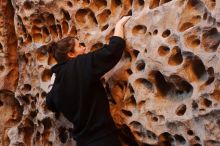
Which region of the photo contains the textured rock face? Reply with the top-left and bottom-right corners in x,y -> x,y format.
0,0 -> 220,145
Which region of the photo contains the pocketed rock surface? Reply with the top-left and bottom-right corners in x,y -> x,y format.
0,0 -> 220,145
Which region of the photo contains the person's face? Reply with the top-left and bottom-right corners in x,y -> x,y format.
74,39 -> 86,55
68,38 -> 86,58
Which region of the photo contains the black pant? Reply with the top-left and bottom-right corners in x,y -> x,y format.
77,133 -> 122,146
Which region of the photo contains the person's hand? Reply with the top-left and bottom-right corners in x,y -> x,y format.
116,16 -> 131,27
114,16 -> 131,38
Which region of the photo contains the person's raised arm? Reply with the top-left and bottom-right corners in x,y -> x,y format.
91,16 -> 131,78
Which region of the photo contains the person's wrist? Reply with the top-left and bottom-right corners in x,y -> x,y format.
115,22 -> 124,28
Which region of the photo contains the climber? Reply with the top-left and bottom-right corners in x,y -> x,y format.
46,16 -> 131,146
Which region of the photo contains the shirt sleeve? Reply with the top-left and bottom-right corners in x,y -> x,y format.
46,90 -> 58,112
90,36 -> 125,78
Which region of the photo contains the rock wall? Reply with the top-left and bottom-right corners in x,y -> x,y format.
0,0 -> 220,145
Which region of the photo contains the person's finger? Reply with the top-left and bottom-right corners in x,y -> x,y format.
120,16 -> 131,22
119,16 -> 131,24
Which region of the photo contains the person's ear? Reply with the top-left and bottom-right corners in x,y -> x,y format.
67,51 -> 76,58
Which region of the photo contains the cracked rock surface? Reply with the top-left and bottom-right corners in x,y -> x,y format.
0,0 -> 220,145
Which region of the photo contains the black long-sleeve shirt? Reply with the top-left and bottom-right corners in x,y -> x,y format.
46,36 -> 125,144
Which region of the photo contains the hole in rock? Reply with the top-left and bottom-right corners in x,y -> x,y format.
18,37 -> 24,45
75,9 -> 97,26
117,81 -> 127,90
204,0 -> 216,10
23,84 -> 32,91
192,39 -> 200,46
174,134 -> 186,144
48,53 -> 57,65
56,24 -> 62,37
192,100 -> 198,109
111,0 -> 122,7
23,1 -> 34,10
152,116 -> 158,122
158,45 -> 170,56
46,14 -> 55,25
0,65 -> 5,72
82,0 -> 90,4
202,27 -> 220,52
41,91 -> 47,98
69,25 -> 77,36
49,25 -> 58,36
41,69 -> 52,82
129,121 -> 142,129
146,130 -> 157,140
162,29 -> 171,38
26,34 -> 33,43
121,109 -> 132,117
176,104 -> 187,116
169,75 -> 193,95
125,95 -> 136,106
207,67 -> 214,75
161,0 -> 172,4
124,50 -> 132,61
31,25 -> 41,34
33,33 -> 42,42
168,46 -> 183,66
61,9 -> 71,21
126,68 -> 133,75
138,101 -> 145,108
202,98 -> 212,107
75,9 -> 89,24
193,144 -> 202,146
111,0 -> 122,14
0,100 -> 3,106
93,0 -> 107,10
134,78 -> 153,90
30,110 -> 38,118
62,21 -> 69,34
133,49 -> 140,57
159,132 -> 174,143
149,0 -> 160,9
179,22 -> 194,32
33,18 -> 44,26
67,1 -> 73,7
148,70 -> 170,96
101,24 -> 109,31
153,29 -> 158,35
42,26 -> 50,35
135,60 -> 145,71
132,25 -> 147,35
128,83 -> 135,93
97,9 -> 111,24
138,0 -> 145,5
127,9 -> 132,16
187,130 -> 194,135
203,12 -> 208,20
36,46 -> 48,61
133,0 -> 145,10
205,67 -> 215,85
42,117 -> 52,130
187,56 -> 207,81
188,0 -> 202,7
0,43 -> 3,52
194,136 -> 200,141
39,0 -> 44,5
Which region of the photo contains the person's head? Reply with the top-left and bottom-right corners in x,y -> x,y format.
50,37 -> 86,63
